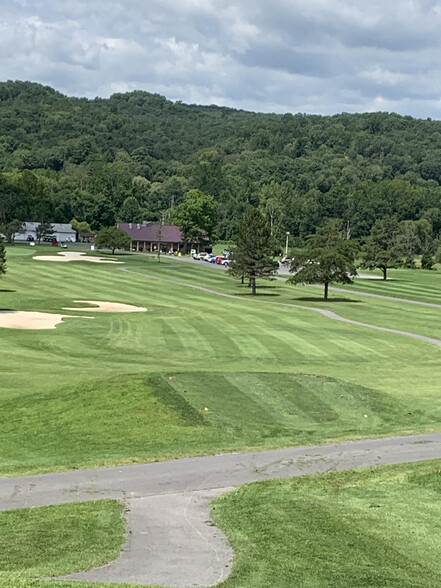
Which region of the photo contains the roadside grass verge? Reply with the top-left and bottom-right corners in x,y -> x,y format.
213,460 -> 441,588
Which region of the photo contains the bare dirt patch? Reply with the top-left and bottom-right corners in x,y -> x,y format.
0,311 -> 93,330
63,300 -> 147,313
33,252 -> 122,264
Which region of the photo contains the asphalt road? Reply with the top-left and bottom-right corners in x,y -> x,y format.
1,433 -> 441,586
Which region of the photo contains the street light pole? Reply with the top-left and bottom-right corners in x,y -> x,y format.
285,231 -> 290,256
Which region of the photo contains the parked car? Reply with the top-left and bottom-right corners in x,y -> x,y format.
205,254 -> 215,262
192,252 -> 208,260
272,260 -> 280,268
221,258 -> 230,266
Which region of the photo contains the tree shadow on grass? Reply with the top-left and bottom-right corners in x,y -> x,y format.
357,278 -> 400,282
235,291 -> 281,297
356,274 -> 401,282
0,289 -> 15,293
293,297 -> 362,303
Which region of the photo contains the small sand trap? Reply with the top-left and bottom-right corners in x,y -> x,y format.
33,252 -> 122,264
63,300 -> 147,313
0,311 -> 93,330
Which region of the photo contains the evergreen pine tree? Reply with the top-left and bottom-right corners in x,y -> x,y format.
228,209 -> 276,295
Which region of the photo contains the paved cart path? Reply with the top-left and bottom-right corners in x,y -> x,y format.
1,433 -> 441,586
139,255 -> 441,309
120,268 -> 441,350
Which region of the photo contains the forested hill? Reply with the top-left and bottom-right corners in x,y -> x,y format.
2,79 -> 441,241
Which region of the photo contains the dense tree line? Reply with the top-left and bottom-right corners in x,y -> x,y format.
2,80 -> 441,246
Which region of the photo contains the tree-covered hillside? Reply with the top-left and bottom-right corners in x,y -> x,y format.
2,80 -> 441,242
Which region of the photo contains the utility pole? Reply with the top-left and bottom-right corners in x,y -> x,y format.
157,212 -> 165,263
285,231 -> 290,256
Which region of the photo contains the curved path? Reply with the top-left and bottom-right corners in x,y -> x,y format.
120,268 -> 441,350
316,285 -> 441,308
161,257 -> 441,309
1,433 -> 441,586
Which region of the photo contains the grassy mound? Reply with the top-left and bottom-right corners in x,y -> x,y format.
213,460 -> 441,588
2,247 -> 441,476
0,372 -> 434,475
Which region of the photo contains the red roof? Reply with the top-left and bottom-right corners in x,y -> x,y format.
118,223 -> 183,243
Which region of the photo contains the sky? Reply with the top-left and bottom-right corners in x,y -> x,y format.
2,0 -> 441,118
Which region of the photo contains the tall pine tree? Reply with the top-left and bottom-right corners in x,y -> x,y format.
228,209 -> 276,295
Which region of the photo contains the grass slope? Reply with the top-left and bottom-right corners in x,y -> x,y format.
1,246 -> 441,474
1,372 -> 434,475
213,460 -> 441,588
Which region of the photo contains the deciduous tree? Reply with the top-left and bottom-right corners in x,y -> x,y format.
95,226 -> 130,254
171,189 -> 218,250
361,217 -> 403,280
0,219 -> 24,243
35,222 -> 54,245
118,196 -> 142,223
288,220 -> 358,300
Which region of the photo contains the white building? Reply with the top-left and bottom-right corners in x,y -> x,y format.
13,222 -> 77,243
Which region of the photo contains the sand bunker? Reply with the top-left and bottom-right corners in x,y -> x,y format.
33,252 -> 122,264
63,300 -> 147,313
0,299 -> 145,330
0,311 -> 93,330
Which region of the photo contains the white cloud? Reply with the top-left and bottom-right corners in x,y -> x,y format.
1,0 -> 441,118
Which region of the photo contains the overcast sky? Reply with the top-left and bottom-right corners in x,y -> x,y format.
2,0 -> 441,118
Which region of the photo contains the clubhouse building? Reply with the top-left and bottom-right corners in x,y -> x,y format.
118,222 -> 184,253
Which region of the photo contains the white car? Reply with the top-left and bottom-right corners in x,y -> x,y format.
192,252 -> 209,260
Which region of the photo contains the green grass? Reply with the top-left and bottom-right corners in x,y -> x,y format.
3,249 -> 441,586
2,463 -> 441,588
212,460 -> 441,588
2,372 -> 434,475
0,500 -> 127,587
1,245 -> 441,475
344,266 -> 441,304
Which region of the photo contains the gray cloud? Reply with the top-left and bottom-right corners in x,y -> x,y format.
2,0 -> 441,118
